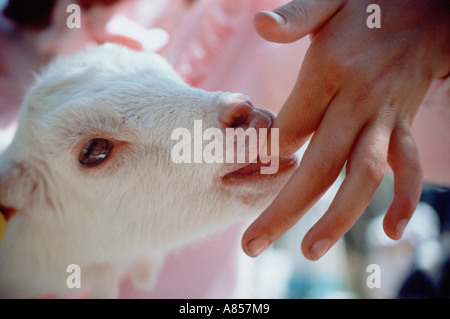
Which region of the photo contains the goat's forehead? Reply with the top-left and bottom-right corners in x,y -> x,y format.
23,81 -> 204,141
26,57 -> 183,116
53,44 -> 175,76
21,44 -> 219,136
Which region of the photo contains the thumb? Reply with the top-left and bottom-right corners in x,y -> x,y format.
254,0 -> 345,43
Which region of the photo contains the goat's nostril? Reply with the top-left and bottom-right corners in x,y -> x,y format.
230,112 -> 249,128
219,101 -> 254,128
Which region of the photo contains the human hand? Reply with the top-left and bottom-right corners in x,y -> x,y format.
242,0 -> 450,260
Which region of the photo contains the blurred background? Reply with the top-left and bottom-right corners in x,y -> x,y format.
245,174 -> 450,298
1,0 -> 449,299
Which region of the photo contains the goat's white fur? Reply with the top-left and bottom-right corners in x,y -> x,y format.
0,44 -> 297,298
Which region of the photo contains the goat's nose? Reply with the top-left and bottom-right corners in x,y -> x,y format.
218,95 -> 274,130
218,99 -> 254,129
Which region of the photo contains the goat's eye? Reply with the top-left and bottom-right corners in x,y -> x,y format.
79,139 -> 113,167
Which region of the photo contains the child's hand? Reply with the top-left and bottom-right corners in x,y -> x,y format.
242,0 -> 450,260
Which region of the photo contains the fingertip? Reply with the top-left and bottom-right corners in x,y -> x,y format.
311,239 -> 331,260
382,176 -> 421,241
383,203 -> 412,240
301,237 -> 333,261
255,0 -> 344,43
241,194 -> 306,258
242,235 -> 272,258
253,11 -> 290,43
301,248 -> 315,261
383,194 -> 417,240
256,11 -> 287,26
395,218 -> 409,238
383,216 -> 409,241
241,216 -> 270,258
384,125 -> 423,240
382,215 -> 401,240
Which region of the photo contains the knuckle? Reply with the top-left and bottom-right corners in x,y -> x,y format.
408,150 -> 423,174
350,83 -> 377,108
359,159 -> 385,185
289,2 -> 308,20
308,157 -> 342,179
334,213 -> 355,233
326,55 -> 353,79
408,158 -> 424,181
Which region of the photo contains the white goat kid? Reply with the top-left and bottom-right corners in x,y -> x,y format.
0,44 -> 298,298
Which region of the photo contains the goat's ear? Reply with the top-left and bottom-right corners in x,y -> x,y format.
0,163 -> 22,241
0,161 -> 44,214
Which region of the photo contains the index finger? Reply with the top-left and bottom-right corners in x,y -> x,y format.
270,47 -> 339,156
243,93 -> 364,257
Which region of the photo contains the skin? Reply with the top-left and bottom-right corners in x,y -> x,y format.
241,0 -> 450,260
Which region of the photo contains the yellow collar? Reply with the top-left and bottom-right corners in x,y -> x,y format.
0,207 -> 6,242
0,206 -> 14,242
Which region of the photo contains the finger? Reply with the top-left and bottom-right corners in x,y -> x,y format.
383,125 -> 423,240
242,93 -> 364,257
301,118 -> 392,260
270,46 -> 342,156
254,0 -> 345,43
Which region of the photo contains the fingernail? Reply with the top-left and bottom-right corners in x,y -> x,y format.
395,219 -> 408,239
245,236 -> 270,257
261,11 -> 286,25
310,239 -> 332,260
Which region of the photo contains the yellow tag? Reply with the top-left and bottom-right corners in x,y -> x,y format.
0,213 -> 6,242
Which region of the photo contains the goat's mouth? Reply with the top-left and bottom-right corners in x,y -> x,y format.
221,154 -> 298,184
219,105 -> 299,184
